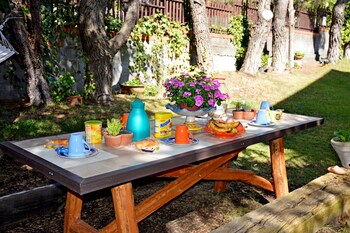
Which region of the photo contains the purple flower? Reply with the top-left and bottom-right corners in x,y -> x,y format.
163,72 -> 229,109
183,91 -> 192,97
194,95 -> 204,107
221,93 -> 229,100
214,91 -> 221,99
173,80 -> 179,88
208,99 -> 215,107
211,84 -> 219,90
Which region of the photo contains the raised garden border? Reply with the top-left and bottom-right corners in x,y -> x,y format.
0,183 -> 66,228
211,172 -> 350,233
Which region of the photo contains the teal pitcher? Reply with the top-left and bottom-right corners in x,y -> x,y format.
126,99 -> 150,141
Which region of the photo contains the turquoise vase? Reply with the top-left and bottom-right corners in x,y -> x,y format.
126,99 -> 150,141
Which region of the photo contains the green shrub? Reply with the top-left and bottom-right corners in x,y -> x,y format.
294,51 -> 304,57
49,72 -> 77,102
144,84 -> 159,96
334,130 -> 350,142
123,78 -> 143,86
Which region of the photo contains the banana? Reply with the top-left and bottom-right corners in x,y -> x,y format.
209,120 -> 228,132
212,120 -> 239,131
208,120 -> 242,134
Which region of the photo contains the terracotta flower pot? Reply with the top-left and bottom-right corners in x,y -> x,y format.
243,110 -> 255,120
179,103 -> 200,111
232,110 -> 244,120
119,83 -> 144,95
68,96 -> 83,107
104,134 -> 122,147
120,130 -> 133,146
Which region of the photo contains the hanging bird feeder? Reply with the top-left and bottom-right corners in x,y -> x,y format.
0,18 -> 18,63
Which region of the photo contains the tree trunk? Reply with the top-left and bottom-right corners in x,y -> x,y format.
189,0 -> 213,72
271,0 -> 288,72
288,0 -> 295,68
327,0 -> 348,63
240,0 -> 273,75
79,0 -> 139,104
8,1 -> 53,106
79,0 -> 112,103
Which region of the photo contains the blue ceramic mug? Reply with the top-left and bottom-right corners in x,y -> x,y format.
260,101 -> 271,110
256,110 -> 270,125
68,133 -> 91,157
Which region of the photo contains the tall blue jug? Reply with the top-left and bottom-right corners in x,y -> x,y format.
126,99 -> 150,141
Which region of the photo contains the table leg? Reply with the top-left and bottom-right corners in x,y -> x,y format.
213,160 -> 232,192
270,137 -> 289,198
111,182 -> 138,233
64,190 -> 83,233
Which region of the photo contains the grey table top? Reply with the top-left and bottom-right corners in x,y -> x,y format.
0,113 -> 323,195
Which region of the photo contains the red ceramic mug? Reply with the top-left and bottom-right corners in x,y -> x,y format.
175,124 -> 194,144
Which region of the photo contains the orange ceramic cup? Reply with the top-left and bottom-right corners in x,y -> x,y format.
175,124 -> 194,144
120,113 -> 129,129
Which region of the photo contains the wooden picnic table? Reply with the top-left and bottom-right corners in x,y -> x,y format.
0,113 -> 323,233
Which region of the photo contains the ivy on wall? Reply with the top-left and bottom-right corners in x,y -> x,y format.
127,13 -> 190,86
227,14 -> 251,70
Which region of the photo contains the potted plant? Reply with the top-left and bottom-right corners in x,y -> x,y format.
163,67 -> 229,110
231,101 -> 256,120
294,51 -> 304,60
104,118 -> 133,147
119,78 -> 144,94
104,118 -> 123,147
331,130 -> 350,168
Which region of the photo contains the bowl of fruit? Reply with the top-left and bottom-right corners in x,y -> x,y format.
204,118 -> 246,138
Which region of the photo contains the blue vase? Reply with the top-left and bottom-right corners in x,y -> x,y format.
126,99 -> 150,141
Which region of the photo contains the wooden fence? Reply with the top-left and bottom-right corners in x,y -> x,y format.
114,0 -> 315,31
65,0 -> 315,32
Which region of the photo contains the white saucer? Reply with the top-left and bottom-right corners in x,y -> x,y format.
248,121 -> 275,127
57,148 -> 98,159
160,137 -> 199,146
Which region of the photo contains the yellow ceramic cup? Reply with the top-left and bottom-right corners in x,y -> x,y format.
269,110 -> 283,123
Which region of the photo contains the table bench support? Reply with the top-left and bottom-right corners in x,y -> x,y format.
214,161 -> 232,192
135,151 -> 239,222
156,165 -> 274,192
